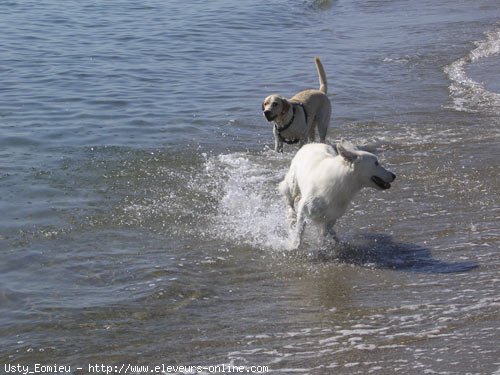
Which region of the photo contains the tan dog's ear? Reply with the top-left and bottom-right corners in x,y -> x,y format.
280,98 -> 290,115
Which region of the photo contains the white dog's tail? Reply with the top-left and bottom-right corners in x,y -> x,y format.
314,56 -> 328,94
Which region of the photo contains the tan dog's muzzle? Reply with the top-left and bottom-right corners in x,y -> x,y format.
263,110 -> 276,121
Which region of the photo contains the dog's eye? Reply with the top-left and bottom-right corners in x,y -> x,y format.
272,102 -> 278,107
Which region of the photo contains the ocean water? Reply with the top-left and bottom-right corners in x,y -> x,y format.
1,0 -> 499,374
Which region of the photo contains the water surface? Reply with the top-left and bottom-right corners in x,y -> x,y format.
1,0 -> 499,373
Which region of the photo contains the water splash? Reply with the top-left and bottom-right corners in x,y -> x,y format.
207,151 -> 291,251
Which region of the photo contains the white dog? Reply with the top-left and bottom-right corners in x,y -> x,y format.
279,140 -> 396,248
262,57 -> 331,152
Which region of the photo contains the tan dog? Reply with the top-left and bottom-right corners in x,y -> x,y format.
262,57 -> 331,152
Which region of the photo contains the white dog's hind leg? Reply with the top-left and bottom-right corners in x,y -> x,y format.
287,207 -> 297,228
292,200 -> 307,248
286,195 -> 301,228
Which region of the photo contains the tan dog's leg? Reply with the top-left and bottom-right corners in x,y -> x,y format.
273,127 -> 283,152
316,107 -> 331,142
308,123 -> 316,142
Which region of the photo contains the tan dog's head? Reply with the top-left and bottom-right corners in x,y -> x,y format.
262,94 -> 290,122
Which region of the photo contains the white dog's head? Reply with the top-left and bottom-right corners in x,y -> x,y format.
336,140 -> 396,190
262,94 -> 290,122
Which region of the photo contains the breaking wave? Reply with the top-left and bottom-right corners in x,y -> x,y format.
444,27 -> 500,113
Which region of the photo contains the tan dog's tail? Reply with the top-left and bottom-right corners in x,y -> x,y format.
314,56 -> 328,94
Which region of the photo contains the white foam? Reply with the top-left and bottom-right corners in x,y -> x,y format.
444,27 -> 500,113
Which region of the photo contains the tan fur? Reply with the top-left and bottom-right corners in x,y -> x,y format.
314,56 -> 328,94
262,57 -> 332,152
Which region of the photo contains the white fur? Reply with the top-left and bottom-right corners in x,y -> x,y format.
279,140 -> 396,248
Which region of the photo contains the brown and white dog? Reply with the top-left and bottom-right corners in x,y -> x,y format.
262,57 -> 332,152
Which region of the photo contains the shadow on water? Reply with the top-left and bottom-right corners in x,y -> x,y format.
315,233 -> 479,274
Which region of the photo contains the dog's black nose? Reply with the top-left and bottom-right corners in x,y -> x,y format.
391,173 -> 396,181
263,110 -> 273,121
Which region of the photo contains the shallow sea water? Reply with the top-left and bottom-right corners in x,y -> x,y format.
1,0 -> 499,374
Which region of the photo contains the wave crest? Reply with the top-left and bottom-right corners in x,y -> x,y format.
444,27 -> 500,113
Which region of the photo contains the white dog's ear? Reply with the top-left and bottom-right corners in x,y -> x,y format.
337,139 -> 358,162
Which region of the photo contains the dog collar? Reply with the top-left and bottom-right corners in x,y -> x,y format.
277,104 -> 297,132
274,103 -> 307,144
